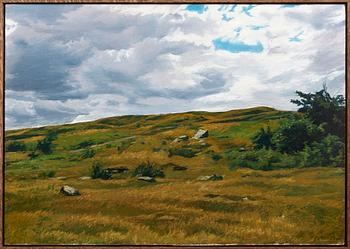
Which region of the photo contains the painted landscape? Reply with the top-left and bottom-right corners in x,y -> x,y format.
5,89 -> 345,244
4,4 -> 346,245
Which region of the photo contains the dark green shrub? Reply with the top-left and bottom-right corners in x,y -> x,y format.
272,118 -> 323,154
91,162 -> 112,180
5,141 -> 26,152
39,170 -> 56,178
133,162 -> 165,178
252,126 -> 274,150
28,152 -> 39,160
36,138 -> 52,154
300,135 -> 345,167
229,149 -> 298,171
35,132 -> 57,155
168,148 -> 197,158
73,141 -> 94,149
81,149 -> 95,159
153,147 -> 161,152
291,85 -> 345,139
212,154 -> 222,161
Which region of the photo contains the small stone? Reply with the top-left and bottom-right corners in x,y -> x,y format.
198,174 -> 224,181
172,165 -> 187,171
172,135 -> 189,143
137,176 -> 155,182
60,185 -> 80,196
79,176 -> 91,180
239,147 -> 246,152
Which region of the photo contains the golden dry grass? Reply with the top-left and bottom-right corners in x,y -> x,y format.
4,107 -> 345,245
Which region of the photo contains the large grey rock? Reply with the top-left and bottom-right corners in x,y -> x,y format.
198,174 -> 224,181
193,129 -> 208,139
137,176 -> 155,182
60,185 -> 80,196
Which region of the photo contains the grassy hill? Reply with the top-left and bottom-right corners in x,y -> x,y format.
4,106 -> 345,245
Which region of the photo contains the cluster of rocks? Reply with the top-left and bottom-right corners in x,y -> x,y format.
57,128 -> 225,195
172,129 -> 209,143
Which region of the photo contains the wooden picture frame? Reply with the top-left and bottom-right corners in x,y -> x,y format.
0,1 -> 348,248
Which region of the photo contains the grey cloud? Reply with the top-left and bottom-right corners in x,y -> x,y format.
6,4 -> 81,23
5,4 -> 346,129
285,5 -> 344,30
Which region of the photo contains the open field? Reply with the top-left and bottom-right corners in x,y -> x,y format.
4,107 -> 345,245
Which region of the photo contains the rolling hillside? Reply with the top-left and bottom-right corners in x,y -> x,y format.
4,106 -> 345,244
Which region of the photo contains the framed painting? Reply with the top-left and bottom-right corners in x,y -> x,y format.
0,1 -> 348,247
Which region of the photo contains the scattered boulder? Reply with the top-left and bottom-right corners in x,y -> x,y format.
79,176 -> 91,180
198,174 -> 224,181
242,196 -> 249,201
239,147 -> 246,152
106,167 -> 129,174
60,185 -> 80,196
56,176 -> 67,180
172,165 -> 187,171
172,135 -> 189,143
193,129 -> 208,139
137,176 -> 155,182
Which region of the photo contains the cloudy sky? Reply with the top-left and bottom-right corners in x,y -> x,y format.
5,4 -> 345,130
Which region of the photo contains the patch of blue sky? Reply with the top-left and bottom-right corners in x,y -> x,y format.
242,5 -> 256,17
280,4 -> 298,8
233,27 -> 242,39
249,24 -> 268,30
289,31 -> 304,42
213,38 -> 263,53
186,4 -> 208,14
222,14 -> 233,21
218,4 -> 237,12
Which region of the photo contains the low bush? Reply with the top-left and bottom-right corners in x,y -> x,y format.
300,135 -> 345,167
73,141 -> 94,150
90,162 -> 112,180
39,170 -> 56,178
81,149 -> 95,159
5,141 -> 26,152
252,126 -> 274,150
133,161 -> 165,178
212,154 -> 222,161
36,133 -> 57,155
168,148 -> 197,158
153,147 -> 161,152
272,118 -> 324,154
229,149 -> 298,171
